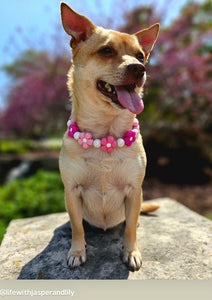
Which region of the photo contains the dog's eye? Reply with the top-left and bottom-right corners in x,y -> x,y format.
98,46 -> 114,56
137,52 -> 144,62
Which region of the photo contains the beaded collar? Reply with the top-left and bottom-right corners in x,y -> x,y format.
67,116 -> 140,153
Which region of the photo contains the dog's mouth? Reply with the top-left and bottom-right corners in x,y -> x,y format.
97,80 -> 144,114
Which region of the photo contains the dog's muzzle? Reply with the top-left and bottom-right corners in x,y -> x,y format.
97,63 -> 145,114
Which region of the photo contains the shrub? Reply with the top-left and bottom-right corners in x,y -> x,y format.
0,170 -> 65,243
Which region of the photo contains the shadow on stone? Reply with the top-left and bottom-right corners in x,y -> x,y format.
18,220 -> 130,279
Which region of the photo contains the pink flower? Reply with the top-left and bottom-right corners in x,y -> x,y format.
68,122 -> 79,138
124,130 -> 136,146
101,136 -> 117,152
78,132 -> 93,149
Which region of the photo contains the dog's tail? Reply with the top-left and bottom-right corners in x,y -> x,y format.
141,203 -> 159,213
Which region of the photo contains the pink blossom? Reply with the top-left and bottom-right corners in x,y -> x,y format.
101,136 -> 117,152
78,132 -> 93,149
124,130 -> 136,147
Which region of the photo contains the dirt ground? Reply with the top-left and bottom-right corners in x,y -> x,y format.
143,178 -> 212,217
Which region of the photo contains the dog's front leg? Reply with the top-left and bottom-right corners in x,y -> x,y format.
65,187 -> 86,268
123,187 -> 142,271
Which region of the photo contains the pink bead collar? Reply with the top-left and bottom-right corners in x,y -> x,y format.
67,116 -> 140,153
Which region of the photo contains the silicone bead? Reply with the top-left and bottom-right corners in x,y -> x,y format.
117,138 -> 125,147
74,132 -> 80,140
67,120 -> 71,127
93,139 -> 101,148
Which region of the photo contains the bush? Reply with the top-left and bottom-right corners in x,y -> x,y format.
0,170 -> 65,243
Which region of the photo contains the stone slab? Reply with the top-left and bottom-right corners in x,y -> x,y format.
0,198 -> 212,279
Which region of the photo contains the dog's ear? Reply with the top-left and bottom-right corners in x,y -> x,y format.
60,2 -> 95,48
135,23 -> 160,59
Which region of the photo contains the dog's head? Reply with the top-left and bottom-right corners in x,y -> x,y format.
61,3 -> 159,115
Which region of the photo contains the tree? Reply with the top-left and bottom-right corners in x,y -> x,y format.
145,0 -> 212,164
1,50 -> 70,138
120,0 -> 212,182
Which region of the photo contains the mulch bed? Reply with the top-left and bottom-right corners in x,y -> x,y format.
143,178 -> 212,217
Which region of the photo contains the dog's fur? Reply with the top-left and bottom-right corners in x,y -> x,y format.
59,2 -> 159,271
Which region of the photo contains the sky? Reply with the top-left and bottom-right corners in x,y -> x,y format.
0,0 -> 204,108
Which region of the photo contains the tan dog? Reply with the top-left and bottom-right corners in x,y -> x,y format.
59,2 -> 159,271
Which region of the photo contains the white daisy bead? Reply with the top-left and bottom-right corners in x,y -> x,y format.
67,120 -> 72,127
117,138 -> 125,147
74,132 -> 80,140
93,139 -> 101,148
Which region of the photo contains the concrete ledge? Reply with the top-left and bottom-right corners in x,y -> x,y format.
0,198 -> 212,280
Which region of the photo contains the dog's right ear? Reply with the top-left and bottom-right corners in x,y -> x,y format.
60,2 -> 95,48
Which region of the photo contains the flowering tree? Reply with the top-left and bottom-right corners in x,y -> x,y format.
119,0 -> 212,182
152,0 -> 212,129
1,50 -> 70,137
144,0 -> 212,175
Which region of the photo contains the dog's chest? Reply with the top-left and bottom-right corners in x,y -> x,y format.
80,153 -> 144,229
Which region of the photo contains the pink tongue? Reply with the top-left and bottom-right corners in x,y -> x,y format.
115,86 -> 144,114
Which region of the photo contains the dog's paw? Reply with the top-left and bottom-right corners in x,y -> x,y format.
67,248 -> 86,269
123,249 -> 142,271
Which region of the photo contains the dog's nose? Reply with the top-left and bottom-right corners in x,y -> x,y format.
127,63 -> 146,79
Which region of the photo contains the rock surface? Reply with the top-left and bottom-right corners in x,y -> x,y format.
0,198 -> 212,280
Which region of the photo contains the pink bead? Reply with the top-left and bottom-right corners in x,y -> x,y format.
133,119 -> 139,127
78,132 -> 94,149
101,136 -> 117,152
124,130 -> 136,147
87,139 -> 93,146
101,138 -> 107,146
80,132 -> 85,139
112,141 -> 117,147
68,122 -> 79,138
85,132 -> 92,139
108,136 -> 114,143
83,143 -> 89,149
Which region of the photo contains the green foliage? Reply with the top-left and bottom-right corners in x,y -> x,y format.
0,170 -> 65,243
0,139 -> 33,153
0,138 -> 62,154
2,49 -> 51,80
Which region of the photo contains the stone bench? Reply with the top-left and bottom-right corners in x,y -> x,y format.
0,198 -> 212,280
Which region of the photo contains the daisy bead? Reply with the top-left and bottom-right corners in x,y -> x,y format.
117,138 -> 125,147
93,139 -> 101,148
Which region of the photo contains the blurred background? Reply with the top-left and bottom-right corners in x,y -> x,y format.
0,0 -> 212,243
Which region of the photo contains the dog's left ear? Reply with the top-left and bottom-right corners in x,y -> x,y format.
135,23 -> 160,59
60,2 -> 95,48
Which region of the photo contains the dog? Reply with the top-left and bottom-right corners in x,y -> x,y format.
59,2 -> 159,271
